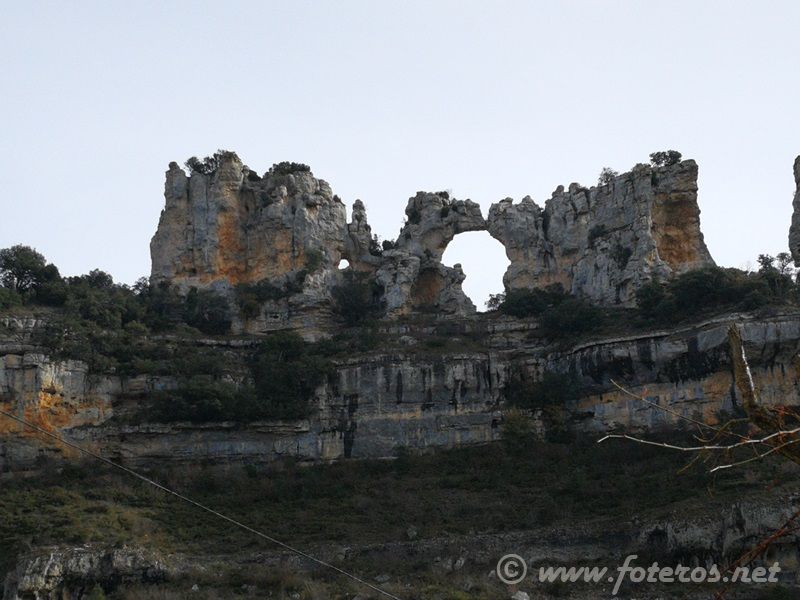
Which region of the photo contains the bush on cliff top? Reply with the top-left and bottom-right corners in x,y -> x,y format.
490,284 -> 605,339
636,260 -> 797,324
490,285 -> 568,318
649,150 -> 682,167
269,161 -> 311,176
184,150 -> 239,175
598,167 -> 619,185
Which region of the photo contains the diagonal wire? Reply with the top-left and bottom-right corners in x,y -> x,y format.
0,407 -> 403,600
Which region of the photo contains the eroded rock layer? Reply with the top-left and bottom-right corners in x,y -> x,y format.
4,310 -> 800,471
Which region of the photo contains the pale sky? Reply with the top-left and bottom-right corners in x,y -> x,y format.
2,1 -> 799,308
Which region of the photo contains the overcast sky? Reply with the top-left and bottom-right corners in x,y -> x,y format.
2,1 -> 799,308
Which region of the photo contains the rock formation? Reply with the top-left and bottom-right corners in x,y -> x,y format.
151,154 -> 348,289
789,156 -> 800,265
150,152 -> 716,329
150,155 -> 493,333
376,192 -> 485,316
487,160 -> 715,305
150,154 -> 349,335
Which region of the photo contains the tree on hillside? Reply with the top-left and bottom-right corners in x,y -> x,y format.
0,245 -> 60,293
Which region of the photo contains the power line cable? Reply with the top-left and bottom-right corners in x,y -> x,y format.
0,407 -> 403,600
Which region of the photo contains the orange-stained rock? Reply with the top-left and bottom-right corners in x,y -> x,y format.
487,160 -> 715,306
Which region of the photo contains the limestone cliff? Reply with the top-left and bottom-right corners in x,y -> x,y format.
150,152 -> 717,329
487,160 -> 714,305
377,192 -> 485,316
789,156 -> 800,265
150,155 -> 347,289
150,155 -> 491,331
4,309 -> 800,471
150,154 -> 349,335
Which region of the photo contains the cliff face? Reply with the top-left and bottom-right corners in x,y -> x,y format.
487,160 -> 714,305
150,154 -> 715,332
150,156 -> 349,335
789,156 -> 800,265
4,310 -> 800,471
377,192 -> 485,316
150,156 -> 347,290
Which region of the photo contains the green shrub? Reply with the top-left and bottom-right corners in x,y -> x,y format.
269,161 -> 311,176
494,285 -> 602,339
143,333 -> 331,423
485,292 -> 504,311
649,150 -> 682,167
234,275 -> 306,319
0,245 -> 61,294
539,297 -> 604,339
332,271 -> 383,326
497,284 -> 568,318
183,288 -> 231,335
504,367 -> 580,443
0,287 -> 21,310
250,331 -> 332,419
504,369 -> 580,409
500,409 -> 534,455
86,584 -> 106,600
635,266 -> 784,323
369,235 -> 383,256
150,376 -> 242,423
138,281 -> 184,331
598,167 -> 618,185
184,150 -> 239,175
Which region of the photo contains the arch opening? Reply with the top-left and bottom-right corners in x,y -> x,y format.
441,230 -> 509,311
338,259 -> 350,270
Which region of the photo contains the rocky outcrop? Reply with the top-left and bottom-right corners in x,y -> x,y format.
150,155 -> 347,290
375,192 -> 485,317
3,546 -> 170,600
344,199 -> 381,272
150,155 -> 349,336
789,156 -> 800,265
150,152 -> 718,329
394,192 -> 485,260
487,160 -> 715,305
149,155 -> 492,331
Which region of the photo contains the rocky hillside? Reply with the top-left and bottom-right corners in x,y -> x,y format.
2,152 -> 800,599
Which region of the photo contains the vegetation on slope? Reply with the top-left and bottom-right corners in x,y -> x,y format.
0,431 -> 796,598
487,254 -> 800,336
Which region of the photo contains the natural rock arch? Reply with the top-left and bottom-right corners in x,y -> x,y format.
441,230 -> 509,311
